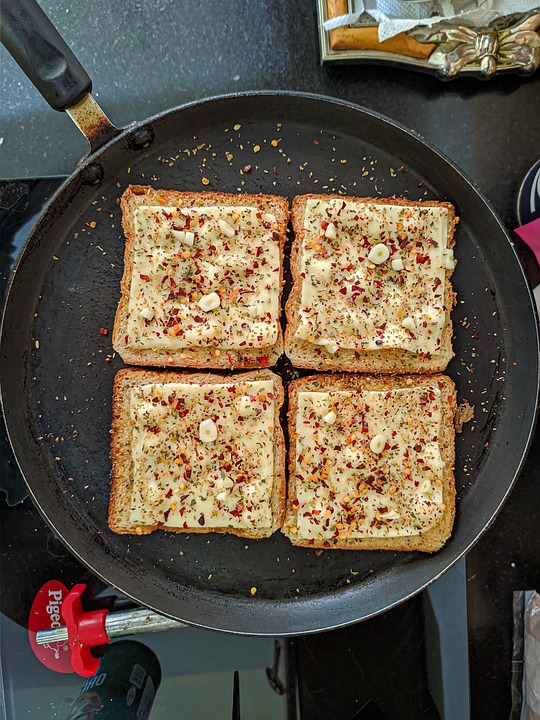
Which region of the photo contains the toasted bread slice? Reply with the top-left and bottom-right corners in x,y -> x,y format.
109,368 -> 285,538
283,373 -> 456,552
112,185 -> 289,369
285,195 -> 457,373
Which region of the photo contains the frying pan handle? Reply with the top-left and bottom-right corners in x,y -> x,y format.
1,0 -> 121,152
1,0 -> 91,111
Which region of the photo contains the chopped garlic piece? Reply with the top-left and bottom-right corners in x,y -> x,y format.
236,395 -> 256,417
139,307 -> 154,321
419,480 -> 433,494
324,222 -> 337,239
199,418 -> 218,442
172,229 -> 194,246
367,243 -> 390,265
198,292 -> 221,312
322,410 -> 337,424
443,249 -> 455,269
391,257 -> 404,271
218,218 -> 236,237
380,509 -> 400,520
369,434 -> 386,454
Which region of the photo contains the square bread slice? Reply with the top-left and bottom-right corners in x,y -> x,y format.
109,368 -> 285,538
283,373 -> 457,552
112,185 -> 289,369
285,195 -> 457,373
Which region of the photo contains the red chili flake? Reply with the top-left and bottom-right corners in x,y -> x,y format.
259,356 -> 268,367
416,254 -> 429,264
193,315 -> 204,323
163,509 -> 171,522
165,488 -> 173,498
472,331 -> 479,339
198,514 -> 205,526
273,166 -> 278,175
100,327 -> 108,336
162,211 -> 173,220
339,287 -> 347,295
315,549 -> 324,556
139,274 -> 150,281
243,164 -> 252,173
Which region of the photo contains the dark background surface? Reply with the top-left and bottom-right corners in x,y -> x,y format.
1,1 -> 539,717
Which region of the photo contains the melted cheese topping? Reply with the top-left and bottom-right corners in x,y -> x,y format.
126,206 -> 281,349
291,386 -> 445,541
128,380 -> 276,529
295,199 -> 450,356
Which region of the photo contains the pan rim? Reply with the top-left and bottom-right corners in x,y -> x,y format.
1,91 -> 539,635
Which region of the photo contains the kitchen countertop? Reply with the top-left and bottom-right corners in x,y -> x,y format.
1,1 -> 539,718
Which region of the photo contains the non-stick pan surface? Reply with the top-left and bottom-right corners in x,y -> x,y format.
1,93 -> 538,635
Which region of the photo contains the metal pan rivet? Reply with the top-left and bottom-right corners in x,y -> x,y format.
128,125 -> 155,151
80,163 -> 104,186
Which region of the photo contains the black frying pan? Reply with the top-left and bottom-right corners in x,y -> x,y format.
1,0 -> 538,635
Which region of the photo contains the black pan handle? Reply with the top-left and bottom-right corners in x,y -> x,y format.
1,0 -> 122,153
0,0 -> 91,111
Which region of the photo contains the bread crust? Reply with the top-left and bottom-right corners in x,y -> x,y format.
109,368 -> 286,538
283,373 -> 456,552
112,185 -> 289,369
284,194 -> 457,373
